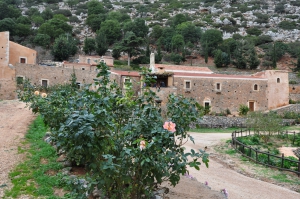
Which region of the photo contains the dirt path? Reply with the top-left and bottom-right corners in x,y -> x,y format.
0,100 -> 35,198
182,133 -> 300,199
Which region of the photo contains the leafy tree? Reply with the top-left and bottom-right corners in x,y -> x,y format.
150,25 -> 163,43
0,1 -> 21,20
247,47 -> 260,69
123,18 -> 149,38
0,18 -> 16,35
95,30 -> 109,56
86,14 -> 106,32
33,34 -> 51,48
246,27 -> 262,36
172,13 -> 187,27
83,37 -> 96,55
246,111 -> 283,143
31,15 -> 44,27
107,11 -> 130,23
14,23 -> 31,38
275,4 -> 285,13
176,22 -> 201,44
170,53 -> 182,64
38,18 -> 72,41
200,29 -> 223,56
232,44 -> 247,69
66,0 -> 78,8
41,8 -> 53,21
16,16 -> 31,25
99,20 -> 122,45
51,35 -> 77,61
278,21 -> 297,30
156,44 -> 162,63
171,34 -> 185,52
113,31 -> 144,66
214,50 -> 229,68
160,27 -> 175,52
204,41 -> 208,64
87,0 -> 105,16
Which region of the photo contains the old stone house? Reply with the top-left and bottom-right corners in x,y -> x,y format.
0,31 -> 290,114
0,31 -> 37,99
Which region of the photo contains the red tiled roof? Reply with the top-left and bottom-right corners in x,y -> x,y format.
155,64 -> 213,73
173,72 -> 267,80
110,70 -> 140,77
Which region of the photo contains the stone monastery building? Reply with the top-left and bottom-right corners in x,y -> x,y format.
0,31 -> 290,114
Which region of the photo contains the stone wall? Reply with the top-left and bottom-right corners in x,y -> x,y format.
15,64 -> 99,87
173,76 -> 269,114
0,31 -> 16,100
273,104 -> 300,114
190,116 -> 296,129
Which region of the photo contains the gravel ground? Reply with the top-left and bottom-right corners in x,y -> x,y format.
0,100 -> 299,199
0,100 -> 35,198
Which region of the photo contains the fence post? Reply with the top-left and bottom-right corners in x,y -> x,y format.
267,152 -> 270,166
293,132 -> 295,145
242,145 -> 244,154
255,149 -> 258,163
249,147 -> 252,157
298,157 -> 300,177
235,133 -> 237,149
281,153 -> 284,170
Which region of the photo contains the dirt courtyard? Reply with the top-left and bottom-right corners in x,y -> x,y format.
0,100 -> 299,199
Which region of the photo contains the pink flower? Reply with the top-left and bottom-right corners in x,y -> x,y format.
140,140 -> 146,151
204,181 -> 208,186
163,121 -> 176,133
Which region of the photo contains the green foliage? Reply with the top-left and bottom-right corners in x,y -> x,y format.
95,30 -> 109,56
171,34 -> 185,52
4,116 -> 63,198
38,18 -> 72,40
51,35 -> 77,61
114,31 -> 144,66
54,9 -> 72,17
239,104 -> 249,116
18,64 -> 209,198
246,111 -> 283,143
123,18 -> 149,38
201,29 -> 223,56
86,13 -> 106,32
33,34 -> 51,48
246,27 -> 262,36
99,20 -> 122,45
278,21 -> 297,30
214,49 -> 230,68
83,37 -> 96,55
170,53 -> 182,64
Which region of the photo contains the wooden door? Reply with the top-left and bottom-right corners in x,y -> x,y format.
249,101 -> 254,111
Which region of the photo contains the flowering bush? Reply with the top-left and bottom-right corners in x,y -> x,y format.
18,63 -> 209,198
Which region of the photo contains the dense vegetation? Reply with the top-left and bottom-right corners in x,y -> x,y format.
17,63 -> 209,198
1,0 -> 300,68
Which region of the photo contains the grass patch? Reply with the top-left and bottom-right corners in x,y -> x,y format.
225,149 -> 236,155
189,127 -> 241,133
4,116 -> 66,198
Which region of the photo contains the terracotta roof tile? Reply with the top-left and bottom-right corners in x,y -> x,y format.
173,72 -> 267,80
155,64 -> 213,73
110,70 -> 140,77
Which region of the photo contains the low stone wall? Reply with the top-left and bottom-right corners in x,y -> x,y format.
190,116 -> 296,129
274,104 -> 300,114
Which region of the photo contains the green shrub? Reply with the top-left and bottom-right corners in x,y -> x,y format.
54,9 -> 72,17
17,63 -> 209,198
239,104 -> 249,116
278,21 -> 297,30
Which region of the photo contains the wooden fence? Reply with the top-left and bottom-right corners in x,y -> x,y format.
231,129 -> 300,176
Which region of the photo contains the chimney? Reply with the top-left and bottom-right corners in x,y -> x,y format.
150,53 -> 156,73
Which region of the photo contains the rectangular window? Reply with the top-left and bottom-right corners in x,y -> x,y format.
87,59 -> 90,64
184,80 -> 191,90
20,58 -> 26,63
41,79 -> 48,88
216,83 -> 221,91
186,81 -> 190,89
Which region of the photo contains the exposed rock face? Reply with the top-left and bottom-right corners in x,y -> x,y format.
293,148 -> 300,158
